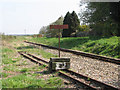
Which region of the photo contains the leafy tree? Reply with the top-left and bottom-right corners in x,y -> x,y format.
109,2 -> 120,36
110,2 -> 120,23
78,25 -> 89,32
79,2 -> 120,36
45,16 -> 64,37
39,16 -> 64,37
39,26 -> 47,36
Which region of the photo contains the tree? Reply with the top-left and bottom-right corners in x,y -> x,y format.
39,26 -> 47,36
79,2 -> 120,36
110,2 -> 120,36
71,11 -> 80,33
62,11 -> 80,37
39,16 -> 64,37
110,2 -> 120,23
62,12 -> 72,37
45,16 -> 64,37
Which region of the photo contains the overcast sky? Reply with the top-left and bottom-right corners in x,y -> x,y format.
0,0 -> 81,35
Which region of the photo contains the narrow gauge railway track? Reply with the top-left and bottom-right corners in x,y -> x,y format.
24,41 -> 120,65
18,51 -> 119,90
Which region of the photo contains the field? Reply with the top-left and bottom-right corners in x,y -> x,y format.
1,35 -> 120,89
28,36 -> 120,58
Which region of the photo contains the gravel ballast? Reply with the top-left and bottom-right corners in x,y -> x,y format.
40,46 -> 119,88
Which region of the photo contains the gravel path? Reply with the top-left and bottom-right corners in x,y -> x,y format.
40,46 -> 120,88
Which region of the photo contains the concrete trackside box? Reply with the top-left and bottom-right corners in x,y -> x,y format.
49,57 -> 70,71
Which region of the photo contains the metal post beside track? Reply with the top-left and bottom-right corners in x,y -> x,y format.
50,25 -> 68,57
49,25 -> 70,71
59,29 -> 60,57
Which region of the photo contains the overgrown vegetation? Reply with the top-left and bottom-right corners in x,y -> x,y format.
17,45 -> 58,59
1,33 -> 17,42
2,47 -> 21,64
29,36 -> 120,58
0,73 -> 11,78
79,2 -> 120,36
2,36 -> 63,88
39,16 -> 64,37
2,74 -> 62,88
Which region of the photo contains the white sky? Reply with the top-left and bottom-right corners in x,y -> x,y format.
0,0 -> 81,35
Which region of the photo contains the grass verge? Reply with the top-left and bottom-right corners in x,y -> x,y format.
28,36 -> 120,58
2,74 -> 62,88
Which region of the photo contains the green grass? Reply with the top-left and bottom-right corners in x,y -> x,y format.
0,73 -> 11,78
20,68 -> 30,73
0,80 -> 1,89
2,64 -> 63,88
31,65 -> 47,71
3,64 -> 46,73
2,74 -> 63,88
2,47 -> 21,64
2,35 -> 64,88
20,65 -> 47,73
17,46 -> 58,59
3,65 -> 19,72
28,36 -> 120,58
38,49 -> 58,59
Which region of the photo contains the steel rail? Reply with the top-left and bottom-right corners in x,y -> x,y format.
24,41 -> 120,65
18,51 -> 96,89
18,51 -> 119,90
18,51 -> 48,67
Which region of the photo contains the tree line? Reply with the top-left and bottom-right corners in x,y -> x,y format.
39,11 -> 80,37
39,2 -> 120,37
39,16 -> 64,37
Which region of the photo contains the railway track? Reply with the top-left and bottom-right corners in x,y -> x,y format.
18,51 -> 119,90
24,41 -> 120,65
